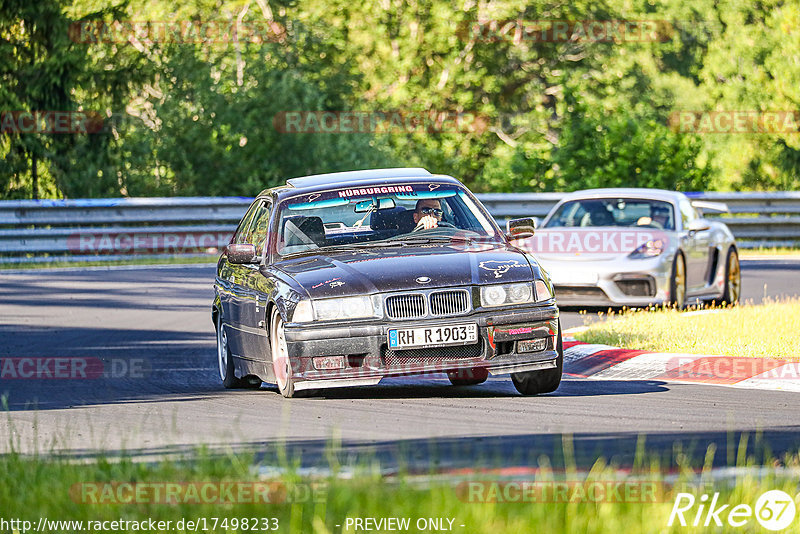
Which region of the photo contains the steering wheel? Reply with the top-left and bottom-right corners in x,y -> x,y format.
412,220 -> 455,232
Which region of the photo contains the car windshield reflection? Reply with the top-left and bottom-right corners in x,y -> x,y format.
276,185 -> 502,256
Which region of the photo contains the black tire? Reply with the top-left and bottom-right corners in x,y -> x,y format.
669,253 -> 687,309
722,247 -> 741,305
216,314 -> 250,389
447,367 -> 488,386
270,309 -> 298,398
511,321 -> 563,395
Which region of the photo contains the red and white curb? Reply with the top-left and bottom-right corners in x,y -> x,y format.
562,337 -> 800,393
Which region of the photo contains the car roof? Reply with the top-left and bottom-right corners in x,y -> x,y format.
286,167 -> 431,188
559,188 -> 686,204
259,168 -> 462,198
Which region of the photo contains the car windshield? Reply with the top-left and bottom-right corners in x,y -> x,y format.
275,183 -> 501,256
544,198 -> 676,231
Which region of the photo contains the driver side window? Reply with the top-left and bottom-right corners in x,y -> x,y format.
250,202 -> 272,256
239,200 -> 271,254
233,202 -> 261,244
678,199 -> 697,228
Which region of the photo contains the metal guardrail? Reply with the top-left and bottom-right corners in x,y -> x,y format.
0,192 -> 798,263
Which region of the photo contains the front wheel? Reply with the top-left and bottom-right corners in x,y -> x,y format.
217,315 -> 251,389
722,248 -> 741,305
511,321 -> 563,395
270,309 -> 298,398
669,253 -> 687,309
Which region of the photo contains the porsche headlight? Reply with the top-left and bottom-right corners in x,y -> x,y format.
629,239 -> 665,259
480,282 -> 534,308
293,295 -> 381,322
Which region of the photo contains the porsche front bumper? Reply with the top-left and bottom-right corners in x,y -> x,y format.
538,255 -> 674,307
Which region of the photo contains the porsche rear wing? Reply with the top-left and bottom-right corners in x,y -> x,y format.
691,200 -> 729,214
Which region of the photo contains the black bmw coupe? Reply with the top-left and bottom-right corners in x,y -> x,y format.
213,168 -> 562,397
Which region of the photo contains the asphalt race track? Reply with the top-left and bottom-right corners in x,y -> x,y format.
1,258 -> 798,469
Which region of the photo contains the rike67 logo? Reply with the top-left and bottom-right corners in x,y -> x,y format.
669,490 -> 798,530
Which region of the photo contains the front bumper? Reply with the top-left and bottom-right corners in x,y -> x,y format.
283,305 -> 560,391
538,255 -> 673,307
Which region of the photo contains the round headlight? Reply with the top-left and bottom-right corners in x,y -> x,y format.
342,296 -> 372,317
482,285 -> 507,307
314,299 -> 342,321
507,283 -> 533,303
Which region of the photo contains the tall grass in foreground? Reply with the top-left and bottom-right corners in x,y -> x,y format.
575,298 -> 800,359
1,436 -> 799,534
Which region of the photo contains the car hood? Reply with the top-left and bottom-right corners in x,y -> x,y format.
273,244 -> 535,298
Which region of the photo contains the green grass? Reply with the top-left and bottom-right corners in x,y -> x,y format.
739,247 -> 800,258
575,298 -> 800,360
1,444 -> 799,534
0,255 -> 217,270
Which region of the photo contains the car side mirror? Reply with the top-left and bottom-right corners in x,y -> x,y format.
506,217 -> 536,240
226,243 -> 260,264
686,219 -> 710,233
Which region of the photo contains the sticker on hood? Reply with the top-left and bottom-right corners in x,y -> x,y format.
479,260 -> 526,278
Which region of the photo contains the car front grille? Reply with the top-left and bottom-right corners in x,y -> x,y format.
384,289 -> 471,320
382,340 -> 484,368
385,293 -> 426,319
429,290 -> 470,316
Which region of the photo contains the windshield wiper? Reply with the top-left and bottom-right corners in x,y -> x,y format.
318,241 -> 405,251
312,235 -> 497,252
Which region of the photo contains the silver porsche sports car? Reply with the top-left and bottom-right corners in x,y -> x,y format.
525,189 -> 741,308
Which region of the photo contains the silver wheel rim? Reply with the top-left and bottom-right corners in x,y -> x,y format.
272,314 -> 290,390
217,318 -> 228,380
729,252 -> 741,302
675,256 -> 686,307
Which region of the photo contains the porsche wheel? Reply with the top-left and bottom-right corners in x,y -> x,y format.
270,309 -> 297,398
669,253 -> 687,309
722,248 -> 741,305
511,321 -> 563,396
447,367 -> 488,387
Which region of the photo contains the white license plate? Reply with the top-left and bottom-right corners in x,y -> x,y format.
387,323 -> 478,350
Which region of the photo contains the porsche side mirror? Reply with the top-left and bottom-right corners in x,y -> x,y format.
226,243 -> 260,264
506,217 -> 536,240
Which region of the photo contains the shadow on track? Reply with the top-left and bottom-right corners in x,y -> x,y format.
273,377 -> 669,400
57,427 -> 800,473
